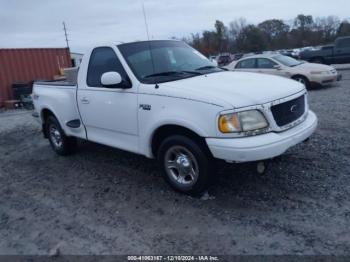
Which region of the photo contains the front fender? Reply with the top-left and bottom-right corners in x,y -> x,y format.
142,117 -> 208,158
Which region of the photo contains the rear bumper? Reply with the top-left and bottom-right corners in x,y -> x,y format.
206,110 -> 317,163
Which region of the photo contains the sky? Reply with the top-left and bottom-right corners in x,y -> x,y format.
0,0 -> 349,53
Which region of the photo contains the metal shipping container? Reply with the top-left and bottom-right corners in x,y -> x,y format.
0,48 -> 71,107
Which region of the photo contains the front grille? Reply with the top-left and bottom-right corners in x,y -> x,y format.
271,95 -> 305,127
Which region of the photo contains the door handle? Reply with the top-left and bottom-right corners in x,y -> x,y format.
81,97 -> 90,104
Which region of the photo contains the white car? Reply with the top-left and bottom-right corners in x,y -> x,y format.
208,56 -> 218,66
225,54 -> 341,88
32,40 -> 317,195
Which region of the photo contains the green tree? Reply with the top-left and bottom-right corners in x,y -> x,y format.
201,30 -> 217,56
294,14 -> 314,31
214,20 -> 228,52
236,25 -> 268,52
258,19 -> 290,49
292,14 -> 315,47
228,18 -> 247,52
337,21 -> 350,37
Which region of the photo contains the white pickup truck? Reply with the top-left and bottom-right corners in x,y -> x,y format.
33,40 -> 317,195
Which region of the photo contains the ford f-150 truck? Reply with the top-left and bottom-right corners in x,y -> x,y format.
299,36 -> 350,64
33,40 -> 318,195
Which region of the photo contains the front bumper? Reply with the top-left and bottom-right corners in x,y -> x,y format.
206,110 -> 317,162
310,73 -> 341,86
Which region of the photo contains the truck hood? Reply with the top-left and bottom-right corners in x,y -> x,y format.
159,71 -> 305,108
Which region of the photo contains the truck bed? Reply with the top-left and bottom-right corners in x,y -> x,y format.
33,79 -> 86,139
34,80 -> 76,87
34,67 -> 78,87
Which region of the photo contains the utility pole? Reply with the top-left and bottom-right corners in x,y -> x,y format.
63,21 -> 70,49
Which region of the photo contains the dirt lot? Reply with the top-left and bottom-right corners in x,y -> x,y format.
0,71 -> 349,256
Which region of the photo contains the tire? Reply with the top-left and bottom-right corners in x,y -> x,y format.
45,116 -> 77,156
292,75 -> 310,89
157,135 -> 213,195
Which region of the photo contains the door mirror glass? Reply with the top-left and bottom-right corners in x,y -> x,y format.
273,65 -> 282,70
101,72 -> 122,87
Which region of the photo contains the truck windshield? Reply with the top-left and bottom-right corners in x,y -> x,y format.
273,55 -> 304,67
118,40 -> 221,84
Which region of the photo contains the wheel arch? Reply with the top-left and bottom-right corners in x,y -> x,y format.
291,74 -> 309,82
40,108 -> 61,138
150,124 -> 212,159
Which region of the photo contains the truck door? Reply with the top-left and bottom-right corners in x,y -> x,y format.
77,47 -> 139,153
334,38 -> 350,64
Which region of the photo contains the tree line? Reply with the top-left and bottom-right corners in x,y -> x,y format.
182,14 -> 350,56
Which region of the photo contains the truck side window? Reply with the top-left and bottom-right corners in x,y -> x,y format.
337,38 -> 350,48
87,47 -> 130,87
236,58 -> 256,69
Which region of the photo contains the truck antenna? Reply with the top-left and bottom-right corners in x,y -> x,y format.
142,2 -> 157,87
63,21 -> 70,49
142,3 -> 150,41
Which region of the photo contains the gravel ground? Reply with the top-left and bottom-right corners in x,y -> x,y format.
0,71 -> 349,256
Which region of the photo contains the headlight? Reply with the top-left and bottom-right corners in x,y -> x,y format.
219,110 -> 268,133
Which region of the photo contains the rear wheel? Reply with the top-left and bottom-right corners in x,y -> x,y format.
292,75 -> 310,89
157,135 -> 213,195
45,116 -> 76,156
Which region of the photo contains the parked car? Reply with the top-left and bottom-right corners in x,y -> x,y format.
225,54 -> 341,88
299,36 -> 350,64
208,55 -> 218,66
279,49 -> 295,58
32,40 -> 317,195
216,54 -> 233,66
233,53 -> 244,61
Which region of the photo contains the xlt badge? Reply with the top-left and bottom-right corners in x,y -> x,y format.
139,104 -> 151,111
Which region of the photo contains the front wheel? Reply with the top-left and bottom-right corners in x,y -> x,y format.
45,116 -> 76,156
157,135 -> 213,195
292,75 -> 310,89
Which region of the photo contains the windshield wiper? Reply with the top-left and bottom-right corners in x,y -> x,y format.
144,71 -> 201,78
195,65 -> 217,70
181,70 -> 202,75
144,71 -> 179,78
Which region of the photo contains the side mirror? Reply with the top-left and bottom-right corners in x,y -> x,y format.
101,71 -> 122,87
273,65 -> 282,70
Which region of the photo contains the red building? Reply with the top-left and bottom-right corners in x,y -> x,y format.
0,48 -> 71,107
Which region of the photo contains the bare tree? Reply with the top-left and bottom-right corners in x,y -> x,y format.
184,14 -> 347,55
314,16 -> 340,43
